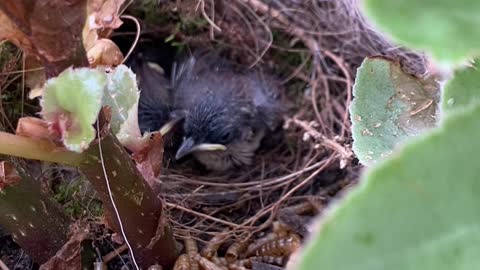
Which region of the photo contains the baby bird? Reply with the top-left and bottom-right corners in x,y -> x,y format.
172,52 -> 283,171
130,50 -> 173,134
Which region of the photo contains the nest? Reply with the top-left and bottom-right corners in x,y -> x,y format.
0,0 -> 428,267
125,0 -> 428,247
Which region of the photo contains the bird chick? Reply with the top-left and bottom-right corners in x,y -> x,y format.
131,49 -> 187,165
130,50 -> 174,134
172,52 -> 283,171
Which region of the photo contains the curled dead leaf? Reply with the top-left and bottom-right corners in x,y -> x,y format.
25,55 -> 46,99
0,0 -> 89,77
29,87 -> 45,100
89,0 -> 125,31
133,132 -> 164,191
83,0 -> 126,51
0,161 -> 21,190
87,38 -> 123,67
39,230 -> 89,270
0,9 -> 34,57
16,117 -> 62,143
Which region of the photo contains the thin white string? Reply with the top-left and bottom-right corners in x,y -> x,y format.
97,121 -> 140,270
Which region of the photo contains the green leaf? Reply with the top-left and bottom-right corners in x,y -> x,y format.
442,61 -> 480,112
296,103 -> 480,270
42,67 -> 106,152
350,57 -> 438,165
103,64 -> 148,152
363,0 -> 480,67
104,64 -> 139,134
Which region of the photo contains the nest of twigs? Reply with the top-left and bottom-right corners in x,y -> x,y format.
0,0 -> 428,268
124,0 -> 427,254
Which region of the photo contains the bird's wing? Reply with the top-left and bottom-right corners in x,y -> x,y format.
248,71 -> 284,131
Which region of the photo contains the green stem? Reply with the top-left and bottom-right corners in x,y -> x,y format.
0,131 -> 84,166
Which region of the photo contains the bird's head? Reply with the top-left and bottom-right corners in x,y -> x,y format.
174,98 -> 259,164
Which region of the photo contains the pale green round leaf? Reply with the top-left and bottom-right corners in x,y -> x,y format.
363,0 -> 480,67
442,61 -> 480,113
350,57 -> 438,165
296,103 -> 480,270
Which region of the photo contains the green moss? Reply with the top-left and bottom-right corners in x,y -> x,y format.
130,0 -> 174,25
180,17 -> 208,35
0,41 -> 18,68
53,176 -> 103,218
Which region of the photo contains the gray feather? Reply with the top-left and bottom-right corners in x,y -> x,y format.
173,52 -> 283,170
132,56 -> 173,133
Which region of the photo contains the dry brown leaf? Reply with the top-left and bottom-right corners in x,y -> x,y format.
0,0 -> 89,77
16,117 -> 62,143
0,8 -> 34,54
133,132 -> 164,191
83,0 -> 125,51
0,161 -> 21,190
25,55 -> 46,99
82,27 -> 99,53
28,87 -> 44,100
89,0 -> 125,30
39,230 -> 89,270
87,38 -> 123,67
110,232 -> 124,245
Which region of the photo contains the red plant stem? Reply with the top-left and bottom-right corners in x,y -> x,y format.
80,132 -> 178,268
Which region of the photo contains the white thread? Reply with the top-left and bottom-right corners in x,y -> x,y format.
97,122 -> 140,270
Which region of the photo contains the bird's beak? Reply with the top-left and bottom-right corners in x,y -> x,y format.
159,117 -> 183,136
175,137 -> 227,160
175,137 -> 196,160
194,143 -> 227,152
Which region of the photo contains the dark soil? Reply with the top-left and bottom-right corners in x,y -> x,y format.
0,224 -> 135,270
0,226 -> 37,270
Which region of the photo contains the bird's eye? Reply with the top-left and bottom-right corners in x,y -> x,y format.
220,132 -> 231,142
